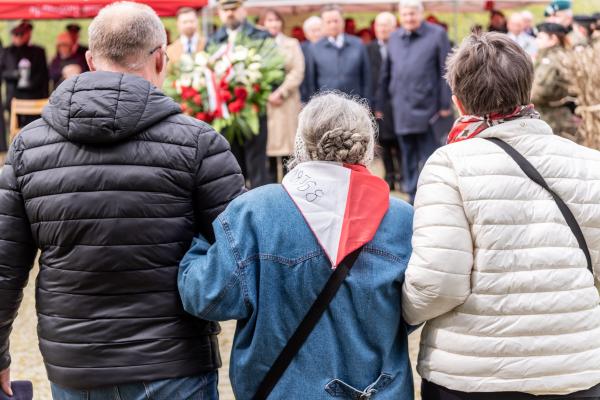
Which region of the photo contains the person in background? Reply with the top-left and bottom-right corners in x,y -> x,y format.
66,23 -> 89,72
521,10 -> 537,36
300,16 -> 322,102
167,7 -> 204,71
178,92 -> 415,400
208,0 -> 274,188
261,9 -> 305,181
368,12 -> 401,191
0,2 -> 244,399
358,28 -> 374,44
403,31 -> 600,400
377,0 -> 451,203
345,17 -> 357,35
488,9 -> 508,33
0,21 -> 49,127
507,12 -> 537,57
544,0 -> 573,32
571,15 -> 597,49
49,32 -> 83,89
308,5 -> 371,100
290,25 -> 305,42
531,22 -> 578,141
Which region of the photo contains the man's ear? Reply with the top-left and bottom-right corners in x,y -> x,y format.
155,48 -> 166,75
452,95 -> 467,116
85,50 -> 96,71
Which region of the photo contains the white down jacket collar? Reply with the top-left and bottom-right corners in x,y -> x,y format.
403,118 -> 600,395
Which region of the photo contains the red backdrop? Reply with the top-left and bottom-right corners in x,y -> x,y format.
0,0 -> 207,19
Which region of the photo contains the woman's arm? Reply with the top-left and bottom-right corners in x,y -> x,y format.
402,149 -> 473,325
274,39 -> 305,99
178,213 -> 252,321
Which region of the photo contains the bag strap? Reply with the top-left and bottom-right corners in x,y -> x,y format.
253,248 -> 363,400
485,137 -> 593,274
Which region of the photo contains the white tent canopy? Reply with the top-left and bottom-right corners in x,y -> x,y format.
208,0 -> 548,14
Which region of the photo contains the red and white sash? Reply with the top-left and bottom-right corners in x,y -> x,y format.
282,161 -> 390,268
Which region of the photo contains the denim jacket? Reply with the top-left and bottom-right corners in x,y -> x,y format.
178,183 -> 414,399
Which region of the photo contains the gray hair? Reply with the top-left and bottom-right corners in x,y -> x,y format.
375,11 -> 397,26
399,0 -> 424,12
303,16 -> 322,32
291,92 -> 376,167
89,1 -> 167,70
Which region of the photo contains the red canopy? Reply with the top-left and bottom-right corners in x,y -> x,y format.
0,0 -> 207,19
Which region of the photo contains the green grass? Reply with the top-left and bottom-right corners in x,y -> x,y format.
0,0 -> 598,58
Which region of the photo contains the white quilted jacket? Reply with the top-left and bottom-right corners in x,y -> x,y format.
402,119 -> 600,395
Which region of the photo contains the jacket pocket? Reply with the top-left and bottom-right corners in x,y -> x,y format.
324,373 -> 393,399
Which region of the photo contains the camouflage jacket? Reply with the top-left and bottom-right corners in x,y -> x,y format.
531,46 -> 571,107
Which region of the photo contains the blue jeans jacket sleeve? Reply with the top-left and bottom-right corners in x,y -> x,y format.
178,216 -> 251,321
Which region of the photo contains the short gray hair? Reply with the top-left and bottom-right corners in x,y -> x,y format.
89,1 -> 167,70
399,0 -> 424,12
291,92 -> 376,167
303,16 -> 322,32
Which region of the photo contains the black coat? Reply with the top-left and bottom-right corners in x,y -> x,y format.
0,71 -> 245,389
367,41 -> 395,141
0,43 -> 49,109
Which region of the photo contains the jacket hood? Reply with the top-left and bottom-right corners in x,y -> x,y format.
43,71 -> 181,144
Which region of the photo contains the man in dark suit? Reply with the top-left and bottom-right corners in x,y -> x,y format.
377,0 -> 452,202
208,0 -> 273,188
1,21 -> 49,127
368,12 -> 401,190
307,5 -> 371,101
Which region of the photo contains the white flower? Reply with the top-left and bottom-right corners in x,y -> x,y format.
248,62 -> 261,71
214,59 -> 232,76
194,53 -> 209,67
231,46 -> 249,62
180,54 -> 195,72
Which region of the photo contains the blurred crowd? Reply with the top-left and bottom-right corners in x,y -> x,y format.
0,21 -> 89,154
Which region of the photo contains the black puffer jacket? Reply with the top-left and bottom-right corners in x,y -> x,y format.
0,71 -> 245,388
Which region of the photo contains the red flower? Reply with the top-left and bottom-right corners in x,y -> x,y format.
220,90 -> 232,102
193,94 -> 202,105
219,79 -> 229,90
228,99 -> 245,114
234,87 -> 248,101
181,86 -> 197,101
213,108 -> 223,119
253,83 -> 261,93
195,112 -> 210,121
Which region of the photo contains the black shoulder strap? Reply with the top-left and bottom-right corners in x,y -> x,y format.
485,137 -> 593,274
253,248 -> 362,400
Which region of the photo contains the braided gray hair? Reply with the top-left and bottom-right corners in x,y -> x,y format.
290,92 -> 377,168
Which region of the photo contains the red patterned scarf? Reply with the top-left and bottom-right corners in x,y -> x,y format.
447,105 -> 540,144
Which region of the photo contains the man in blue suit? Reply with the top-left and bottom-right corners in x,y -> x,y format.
377,0 -> 452,203
307,5 -> 371,101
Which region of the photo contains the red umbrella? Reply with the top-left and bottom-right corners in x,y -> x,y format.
0,0 -> 207,19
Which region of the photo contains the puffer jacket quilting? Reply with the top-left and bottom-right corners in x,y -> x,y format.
0,71 -> 245,389
403,118 -> 600,395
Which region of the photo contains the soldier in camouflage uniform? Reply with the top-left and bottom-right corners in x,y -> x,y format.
532,22 -> 578,141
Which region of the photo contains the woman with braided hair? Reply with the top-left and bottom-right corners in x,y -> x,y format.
178,92 -> 415,399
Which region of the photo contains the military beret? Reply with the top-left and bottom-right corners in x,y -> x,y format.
544,0 -> 572,17
573,15 -> 597,26
537,22 -> 569,34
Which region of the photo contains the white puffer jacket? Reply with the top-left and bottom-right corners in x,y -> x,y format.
402,119 -> 600,395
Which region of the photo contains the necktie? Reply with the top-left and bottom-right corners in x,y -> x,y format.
187,41 -> 193,54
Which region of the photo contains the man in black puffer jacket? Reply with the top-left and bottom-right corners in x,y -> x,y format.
0,3 -> 244,399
